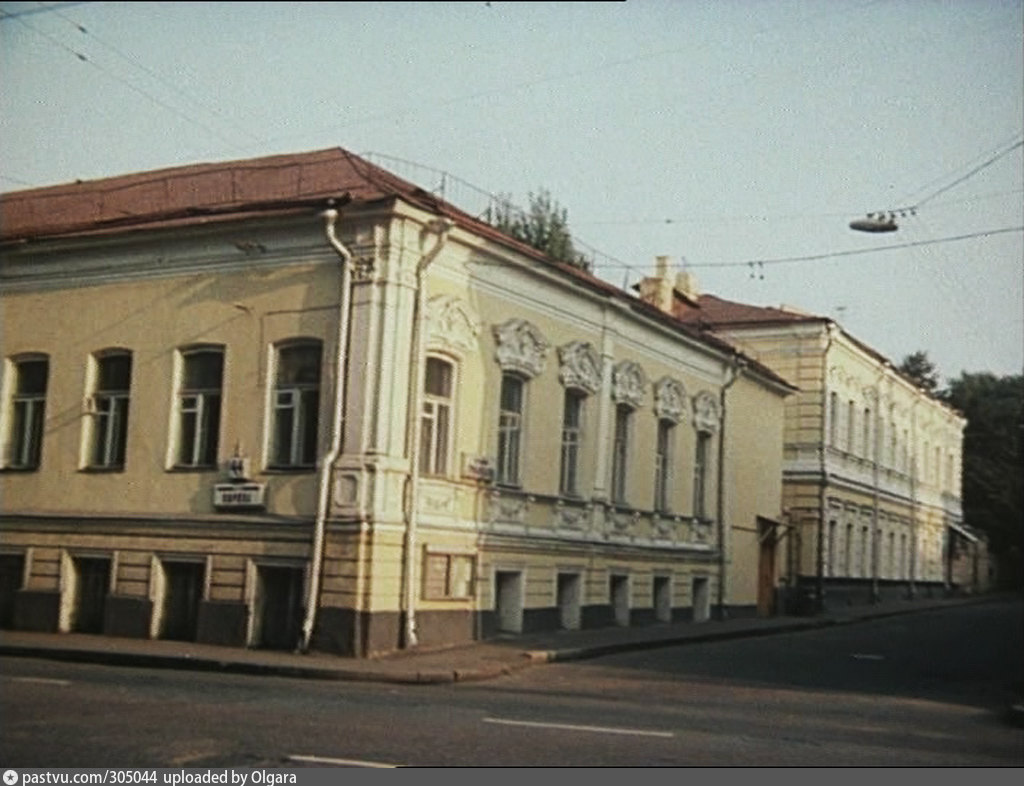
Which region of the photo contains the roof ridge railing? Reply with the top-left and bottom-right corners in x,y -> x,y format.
360,151 -> 639,287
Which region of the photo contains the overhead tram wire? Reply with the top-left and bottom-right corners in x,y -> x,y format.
897,211 -> 1003,358
43,2 -> 265,146
851,135 -> 1024,230
896,132 -> 1024,209
0,2 -> 89,20
914,138 -> 1023,209
6,10 -> 248,154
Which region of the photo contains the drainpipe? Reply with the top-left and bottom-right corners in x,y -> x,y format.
715,352 -> 745,620
402,217 -> 455,649
816,322 -> 835,614
300,207 -> 354,653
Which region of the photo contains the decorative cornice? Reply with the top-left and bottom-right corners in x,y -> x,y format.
557,340 -> 602,394
492,318 -> 550,379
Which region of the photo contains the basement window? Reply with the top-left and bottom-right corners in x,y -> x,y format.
423,552 -> 474,600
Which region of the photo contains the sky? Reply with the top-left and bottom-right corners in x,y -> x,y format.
2,0 -> 1022,383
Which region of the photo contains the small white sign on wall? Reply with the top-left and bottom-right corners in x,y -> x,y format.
213,483 -> 266,510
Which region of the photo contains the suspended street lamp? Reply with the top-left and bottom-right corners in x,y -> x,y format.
849,212 -> 899,233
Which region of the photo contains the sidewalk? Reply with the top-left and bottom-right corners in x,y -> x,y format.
0,594 -> 1008,686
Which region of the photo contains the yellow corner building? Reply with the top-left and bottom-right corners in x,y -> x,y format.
0,149 -> 795,655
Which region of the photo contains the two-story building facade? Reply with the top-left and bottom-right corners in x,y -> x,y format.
637,262 -> 967,608
0,149 -> 793,655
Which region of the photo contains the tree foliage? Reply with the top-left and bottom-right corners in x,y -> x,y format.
490,189 -> 592,272
941,372 -> 1024,587
898,350 -> 940,392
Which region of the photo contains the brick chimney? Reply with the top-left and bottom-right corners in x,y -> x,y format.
637,255 -> 677,313
638,256 -> 701,315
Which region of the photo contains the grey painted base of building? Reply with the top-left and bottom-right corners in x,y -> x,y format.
12,590 -> 60,632
5,592 -> 763,656
789,576 -> 950,614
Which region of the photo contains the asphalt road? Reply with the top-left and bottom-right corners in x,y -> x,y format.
1,598 -> 1021,767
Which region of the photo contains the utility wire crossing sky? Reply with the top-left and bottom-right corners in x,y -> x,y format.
1,1 -> 1021,381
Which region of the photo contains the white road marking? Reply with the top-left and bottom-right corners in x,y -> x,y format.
8,676 -> 71,686
482,717 -> 674,738
850,653 -> 886,661
287,754 -> 400,768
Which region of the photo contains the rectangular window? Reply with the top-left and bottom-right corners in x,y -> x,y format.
888,532 -> 896,578
271,342 -> 321,468
559,390 -> 584,496
611,404 -> 632,504
863,407 -> 871,460
89,352 -> 132,469
496,374 -> 524,486
654,419 -> 674,512
847,400 -> 856,453
420,357 -> 453,475
828,392 -> 838,446
692,431 -> 711,519
860,526 -> 870,578
827,520 -> 837,577
176,348 -> 223,468
422,552 -> 474,600
5,356 -> 48,469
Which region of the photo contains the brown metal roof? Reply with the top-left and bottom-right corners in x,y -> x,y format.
0,147 -> 795,393
674,293 -> 830,328
0,148 -> 436,241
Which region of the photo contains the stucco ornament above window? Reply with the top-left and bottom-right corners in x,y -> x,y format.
557,341 -> 602,394
654,376 -> 688,424
492,319 -> 550,379
426,295 -> 480,354
692,390 -> 721,433
611,360 -> 648,408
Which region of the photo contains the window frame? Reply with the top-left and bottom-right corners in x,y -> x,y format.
496,372 -> 525,487
3,354 -> 49,471
422,551 -> 475,600
559,388 -> 585,497
86,350 -> 132,471
828,392 -> 839,446
420,355 -> 455,477
611,403 -> 633,505
654,418 -> 674,513
268,340 -> 322,470
172,346 -> 225,470
692,429 -> 712,520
